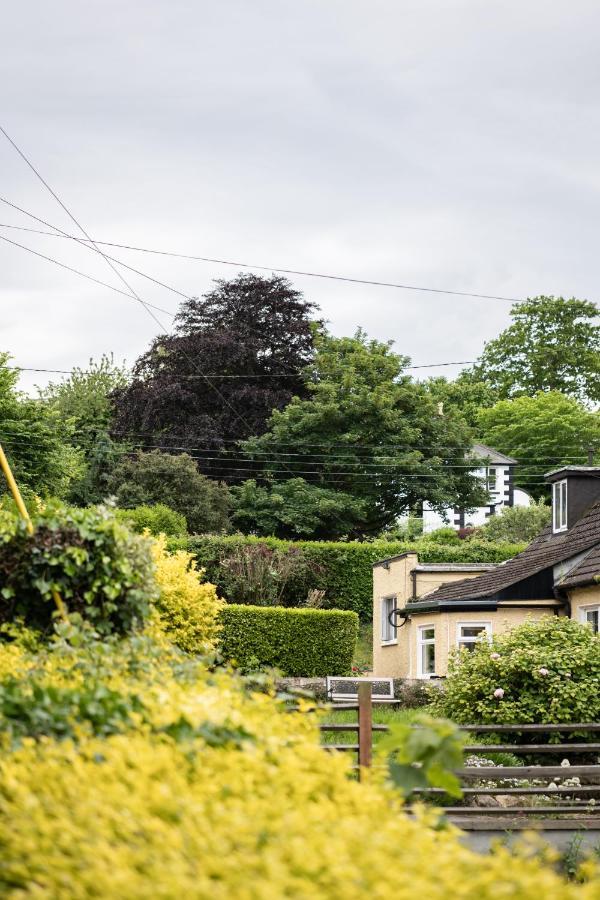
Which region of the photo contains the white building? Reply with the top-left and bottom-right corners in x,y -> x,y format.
422,443 -> 532,534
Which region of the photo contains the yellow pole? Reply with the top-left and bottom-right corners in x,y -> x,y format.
0,443 -> 67,619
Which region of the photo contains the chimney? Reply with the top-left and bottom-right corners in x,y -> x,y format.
545,466 -> 600,532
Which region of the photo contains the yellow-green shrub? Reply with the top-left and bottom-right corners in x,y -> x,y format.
151,537 -> 224,654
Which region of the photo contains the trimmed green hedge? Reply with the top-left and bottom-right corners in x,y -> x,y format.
174,535 -> 524,621
218,605 -> 359,676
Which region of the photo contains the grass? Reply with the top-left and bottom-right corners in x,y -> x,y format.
319,705 -> 428,746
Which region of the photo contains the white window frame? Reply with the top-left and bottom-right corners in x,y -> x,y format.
417,624 -> 436,677
456,621 -> 492,651
553,479 -> 568,533
486,467 -> 498,493
380,596 -> 397,645
579,605 -> 600,634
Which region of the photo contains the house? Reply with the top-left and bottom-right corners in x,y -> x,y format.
422,442 -> 532,533
373,465 -> 600,679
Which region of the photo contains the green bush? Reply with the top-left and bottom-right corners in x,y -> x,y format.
0,503 -> 157,635
177,535 -> 523,620
420,527 -> 462,545
474,501 -> 551,544
218,605 -> 359,676
116,503 -> 187,537
430,617 -> 600,727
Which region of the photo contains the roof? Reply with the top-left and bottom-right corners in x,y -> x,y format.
558,544 -> 600,589
423,497 -> 600,603
545,466 -> 600,483
471,443 -> 517,466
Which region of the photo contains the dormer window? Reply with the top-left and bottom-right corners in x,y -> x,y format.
553,479 -> 568,533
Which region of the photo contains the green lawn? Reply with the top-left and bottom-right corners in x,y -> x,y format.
320,705 -> 428,745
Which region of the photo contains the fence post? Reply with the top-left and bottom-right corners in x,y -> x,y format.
358,682 -> 373,776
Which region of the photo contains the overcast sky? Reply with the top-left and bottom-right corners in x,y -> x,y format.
2,1 -> 600,394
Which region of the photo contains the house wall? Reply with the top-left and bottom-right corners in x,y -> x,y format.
567,584 -> 600,624
422,464 -> 530,533
372,555 -> 495,678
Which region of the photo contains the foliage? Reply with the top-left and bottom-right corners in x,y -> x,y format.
151,536 -> 223,654
179,534 -> 524,621
116,503 -> 187,537
218,605 -> 359,676
470,296 -> 600,404
477,391 -> 600,499
111,274 -> 319,480
108,449 -> 232,533
241,330 -> 487,538
0,635 -> 588,897
475,501 -> 551,543
218,541 -> 316,606
0,352 -> 85,498
377,714 -> 464,799
0,503 -> 157,635
40,355 -> 131,505
421,526 -> 462,545
231,477 -> 367,540
424,373 -> 499,429
430,617 -> 600,727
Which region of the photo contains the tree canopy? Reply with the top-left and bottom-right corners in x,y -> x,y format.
477,391 -> 600,499
238,331 -> 486,538
112,274 -> 320,479
470,296 -> 600,404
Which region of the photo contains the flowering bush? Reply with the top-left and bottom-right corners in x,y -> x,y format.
431,617 -> 600,726
0,632 -> 593,897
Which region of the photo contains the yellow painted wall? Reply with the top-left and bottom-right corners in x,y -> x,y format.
568,584 -> 600,624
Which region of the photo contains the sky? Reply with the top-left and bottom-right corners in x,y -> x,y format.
2,0 -> 600,394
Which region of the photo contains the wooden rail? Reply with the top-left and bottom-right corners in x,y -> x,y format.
319,684 -> 600,830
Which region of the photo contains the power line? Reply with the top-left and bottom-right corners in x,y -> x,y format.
0,218 -> 523,305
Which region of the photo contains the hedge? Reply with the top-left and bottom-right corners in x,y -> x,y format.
218,605 -> 359,676
175,535 -> 524,621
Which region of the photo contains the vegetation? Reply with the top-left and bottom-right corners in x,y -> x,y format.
0,503 -> 157,635
477,391 -> 600,499
431,617 -> 600,727
218,605 -> 359,676
470,295 -> 600,404
111,274 -> 319,480
115,503 -> 188,537
217,541 -> 316,606
109,449 -> 232,533
475,501 -> 551,543
239,330 -> 487,538
180,534 -> 524,620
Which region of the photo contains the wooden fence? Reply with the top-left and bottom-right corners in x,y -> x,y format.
320,683 -> 600,831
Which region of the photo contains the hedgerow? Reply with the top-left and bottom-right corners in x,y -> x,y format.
431,617 -> 600,727
0,633 -> 593,897
218,605 -> 358,676
176,534 -> 524,620
115,503 -> 188,537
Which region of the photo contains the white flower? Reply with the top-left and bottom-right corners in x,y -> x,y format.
561,759 -> 570,768
547,782 -> 558,790
538,667 -> 549,676
490,653 -> 501,661
493,688 -> 505,699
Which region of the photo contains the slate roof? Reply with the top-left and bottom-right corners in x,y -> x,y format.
422,497 -> 600,603
471,443 -> 517,466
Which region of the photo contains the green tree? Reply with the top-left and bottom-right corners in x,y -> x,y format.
40,356 -> 130,504
470,296 -> 600,404
108,450 -> 232,534
474,501 -> 551,543
231,478 -> 366,539
477,392 -> 600,499
240,331 -> 487,538
0,353 -> 83,498
424,373 -> 499,429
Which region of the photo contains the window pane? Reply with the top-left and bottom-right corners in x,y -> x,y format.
423,643 -> 435,673
461,626 -> 486,639
422,627 -> 435,641
561,481 -> 567,527
586,609 -> 599,634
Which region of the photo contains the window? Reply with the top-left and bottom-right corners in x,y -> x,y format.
381,596 -> 397,644
486,467 -> 497,492
417,625 -> 436,676
553,479 -> 568,532
457,622 -> 491,651
580,606 -> 599,634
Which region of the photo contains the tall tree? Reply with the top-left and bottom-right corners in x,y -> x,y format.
470,296 -> 600,404
40,355 -> 130,504
0,353 -> 83,498
477,392 -> 600,499
112,274 -> 320,479
237,331 -> 487,538
424,373 -> 499,429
